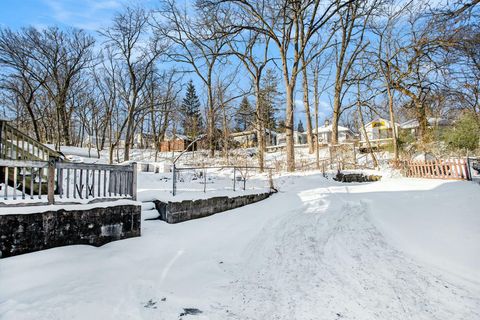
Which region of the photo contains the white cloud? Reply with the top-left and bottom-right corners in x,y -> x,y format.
42,0 -> 124,31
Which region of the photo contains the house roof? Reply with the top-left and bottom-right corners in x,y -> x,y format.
230,129 -> 278,137
163,133 -> 192,141
277,130 -> 307,137
400,117 -> 450,129
317,124 -> 352,134
365,118 -> 400,128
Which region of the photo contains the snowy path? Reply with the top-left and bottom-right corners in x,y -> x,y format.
0,175 -> 479,319
223,185 -> 480,319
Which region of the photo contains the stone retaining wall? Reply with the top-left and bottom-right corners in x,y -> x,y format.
0,204 -> 141,258
334,172 -> 382,183
154,192 -> 272,224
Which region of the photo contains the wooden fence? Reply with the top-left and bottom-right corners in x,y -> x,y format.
393,158 -> 470,180
0,159 -> 137,204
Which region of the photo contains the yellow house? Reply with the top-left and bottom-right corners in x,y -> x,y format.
361,118 -> 399,141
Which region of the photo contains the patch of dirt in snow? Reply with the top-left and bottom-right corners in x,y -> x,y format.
218,189 -> 480,320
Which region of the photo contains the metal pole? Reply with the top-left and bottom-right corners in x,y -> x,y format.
243,165 -> 247,191
203,167 -> 206,193
172,164 -> 176,196
233,167 -> 236,191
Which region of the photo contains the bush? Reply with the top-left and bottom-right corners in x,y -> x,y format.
445,112 -> 480,152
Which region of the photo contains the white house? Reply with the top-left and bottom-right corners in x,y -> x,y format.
230,129 -> 278,148
276,131 -> 307,146
400,117 -> 451,136
317,120 -> 355,145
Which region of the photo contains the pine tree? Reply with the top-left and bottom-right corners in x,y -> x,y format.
235,96 -> 254,131
181,80 -> 204,139
259,69 -> 279,131
297,120 -> 305,133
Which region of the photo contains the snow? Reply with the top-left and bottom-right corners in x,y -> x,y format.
0,199 -> 139,215
136,169 -> 271,202
1,173 -> 479,319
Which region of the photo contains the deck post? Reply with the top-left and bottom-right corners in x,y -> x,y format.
47,159 -> 55,204
131,162 -> 138,201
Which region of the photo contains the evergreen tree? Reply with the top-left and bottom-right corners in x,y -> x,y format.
297,120 -> 305,133
445,112 -> 480,151
259,69 -> 279,131
277,120 -> 286,133
181,80 -> 204,139
235,96 -> 254,131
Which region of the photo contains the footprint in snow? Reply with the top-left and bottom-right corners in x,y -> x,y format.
144,299 -> 157,309
179,308 -> 203,317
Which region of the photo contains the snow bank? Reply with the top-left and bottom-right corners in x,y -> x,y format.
352,178 -> 480,283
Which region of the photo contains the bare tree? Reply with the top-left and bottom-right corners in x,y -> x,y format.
227,31 -> 271,170
0,27 -> 95,146
154,0 -> 229,157
100,6 -> 167,161
202,0 -> 348,171
331,0 -> 376,145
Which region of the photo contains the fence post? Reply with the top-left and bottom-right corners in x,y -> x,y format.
243,165 -> 247,190
47,159 -> 55,205
466,157 -> 472,181
172,164 -> 176,196
233,167 -> 236,191
203,167 -> 207,193
131,162 -> 138,201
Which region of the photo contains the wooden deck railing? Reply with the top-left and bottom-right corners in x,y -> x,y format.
0,159 -> 137,204
0,120 -> 64,161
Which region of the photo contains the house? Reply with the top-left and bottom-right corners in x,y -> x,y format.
317,120 -> 355,145
276,131 -> 307,146
230,130 -> 278,148
133,133 -> 156,149
400,117 -> 451,137
159,134 -> 193,152
361,118 -> 399,141
359,118 -> 400,150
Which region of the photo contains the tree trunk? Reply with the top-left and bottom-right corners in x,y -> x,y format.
302,60 -> 314,154
255,81 -> 265,172
313,68 -> 320,169
207,85 -> 215,157
358,103 -> 378,168
331,83 -> 342,145
285,84 -> 295,172
58,95 -> 71,146
415,100 -> 428,144
386,85 -> 398,160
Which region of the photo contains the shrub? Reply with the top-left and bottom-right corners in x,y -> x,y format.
445,112 -> 480,152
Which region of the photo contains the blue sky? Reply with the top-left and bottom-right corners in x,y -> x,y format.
0,0 -> 329,128
0,0 -> 151,31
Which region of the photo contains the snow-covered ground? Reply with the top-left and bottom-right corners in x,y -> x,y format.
0,174 -> 479,319
137,169 -> 271,202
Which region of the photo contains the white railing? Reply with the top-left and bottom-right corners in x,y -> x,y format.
0,159 -> 137,205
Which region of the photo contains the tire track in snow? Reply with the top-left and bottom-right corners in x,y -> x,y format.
218,187 -> 480,320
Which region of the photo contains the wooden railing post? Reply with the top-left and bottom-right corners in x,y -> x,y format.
131,162 -> 137,201
47,159 -> 55,204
